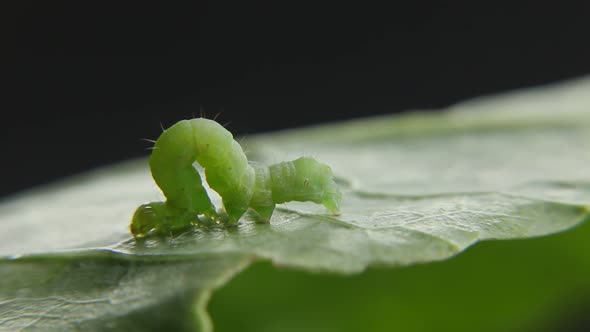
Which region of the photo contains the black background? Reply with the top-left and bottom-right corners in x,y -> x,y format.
4,1 -> 590,198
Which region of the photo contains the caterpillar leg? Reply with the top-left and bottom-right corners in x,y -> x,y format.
249,204 -> 276,223
248,164 -> 275,222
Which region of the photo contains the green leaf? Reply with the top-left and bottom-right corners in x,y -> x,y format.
1,77 -> 590,331
210,213 -> 590,332
0,254 -> 249,332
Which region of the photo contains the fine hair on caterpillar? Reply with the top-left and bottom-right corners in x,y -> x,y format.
131,118 -> 342,238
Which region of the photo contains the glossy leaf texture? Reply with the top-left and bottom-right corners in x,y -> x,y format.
1,76 -> 590,331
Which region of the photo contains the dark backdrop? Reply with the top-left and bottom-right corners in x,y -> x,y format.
4,1 -> 590,197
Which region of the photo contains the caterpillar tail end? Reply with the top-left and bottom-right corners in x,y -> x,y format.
131,203 -> 162,238
130,202 -> 195,238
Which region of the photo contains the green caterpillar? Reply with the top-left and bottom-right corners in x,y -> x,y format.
131,118 -> 342,237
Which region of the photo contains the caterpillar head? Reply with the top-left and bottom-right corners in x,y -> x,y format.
283,157 -> 342,214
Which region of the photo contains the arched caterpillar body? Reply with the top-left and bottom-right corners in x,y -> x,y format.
131,118 -> 342,237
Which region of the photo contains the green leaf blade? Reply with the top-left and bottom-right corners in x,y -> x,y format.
1,76 -> 590,330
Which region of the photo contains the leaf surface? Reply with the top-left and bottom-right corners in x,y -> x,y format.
1,77 -> 590,330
